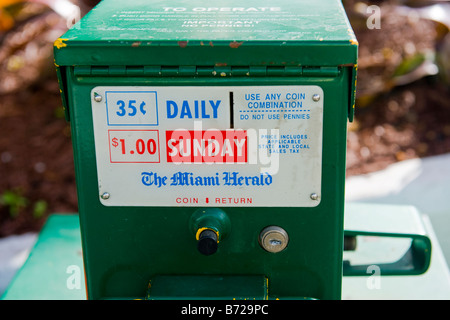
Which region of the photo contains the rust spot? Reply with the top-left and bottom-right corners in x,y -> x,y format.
229,41 -> 243,48
215,62 -> 227,67
132,41 -> 142,47
178,41 -> 188,48
209,41 -> 214,47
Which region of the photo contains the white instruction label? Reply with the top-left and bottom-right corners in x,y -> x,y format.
91,86 -> 323,207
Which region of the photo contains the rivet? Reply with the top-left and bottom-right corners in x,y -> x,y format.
312,94 -> 320,102
101,192 -> 110,200
94,93 -> 102,102
310,193 -> 319,200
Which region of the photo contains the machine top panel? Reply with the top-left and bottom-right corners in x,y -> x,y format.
61,0 -> 356,42
54,0 -> 358,67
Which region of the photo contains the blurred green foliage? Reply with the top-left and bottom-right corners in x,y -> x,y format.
0,189 -> 28,217
0,189 -> 47,219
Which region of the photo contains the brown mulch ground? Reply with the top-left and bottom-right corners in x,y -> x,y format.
345,1 -> 450,174
0,1 -> 450,238
346,79 -> 450,176
0,76 -> 78,237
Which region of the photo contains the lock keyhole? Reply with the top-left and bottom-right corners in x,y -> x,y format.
269,239 -> 282,246
259,226 -> 289,253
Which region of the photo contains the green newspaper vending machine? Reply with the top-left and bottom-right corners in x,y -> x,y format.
53,0 -> 429,300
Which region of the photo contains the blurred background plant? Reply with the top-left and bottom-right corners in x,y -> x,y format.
0,0 -> 98,236
345,0 -> 450,105
0,0 -> 449,237
343,0 -> 450,174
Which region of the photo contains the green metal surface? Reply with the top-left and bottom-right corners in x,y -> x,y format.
1,214 -> 85,300
53,0 -> 358,300
147,275 -> 268,300
2,205 -> 441,300
54,0 -> 358,67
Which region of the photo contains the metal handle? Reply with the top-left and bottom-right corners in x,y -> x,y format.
342,230 -> 432,276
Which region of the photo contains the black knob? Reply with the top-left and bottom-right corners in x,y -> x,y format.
197,229 -> 218,256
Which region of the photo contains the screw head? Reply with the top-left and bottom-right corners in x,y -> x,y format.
310,193 -> 319,200
312,94 -> 320,102
101,192 -> 110,200
94,93 -> 102,102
